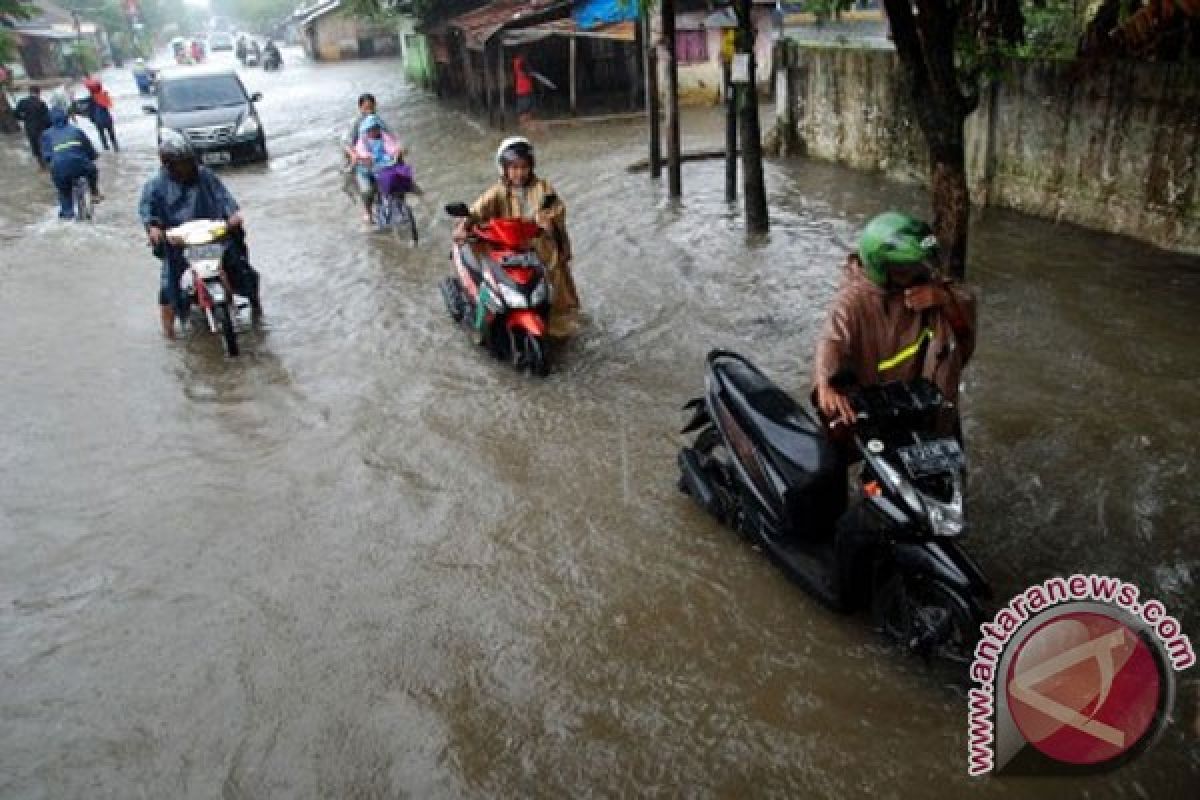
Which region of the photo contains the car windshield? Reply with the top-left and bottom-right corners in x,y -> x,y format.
160,75 -> 246,113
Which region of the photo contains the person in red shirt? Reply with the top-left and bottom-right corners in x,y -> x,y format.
513,54 -> 535,125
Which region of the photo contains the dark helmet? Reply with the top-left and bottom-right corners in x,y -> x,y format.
495,136 -> 535,175
857,211 -> 940,287
158,128 -> 195,163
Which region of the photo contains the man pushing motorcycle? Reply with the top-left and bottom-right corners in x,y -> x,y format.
814,212 -> 977,433
456,137 -> 580,338
138,130 -> 261,339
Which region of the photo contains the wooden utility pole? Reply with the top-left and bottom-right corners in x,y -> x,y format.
735,0 -> 768,232
641,2 -> 662,177
568,36 -> 578,115
661,0 -> 682,198
724,54 -> 734,201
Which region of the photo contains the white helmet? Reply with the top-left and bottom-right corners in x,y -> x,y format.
495,136 -> 534,175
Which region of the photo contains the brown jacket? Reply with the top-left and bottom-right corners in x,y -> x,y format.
813,256 -> 977,403
470,177 -> 580,334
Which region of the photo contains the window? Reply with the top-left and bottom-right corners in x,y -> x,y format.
675,29 -> 708,65
160,75 -> 247,112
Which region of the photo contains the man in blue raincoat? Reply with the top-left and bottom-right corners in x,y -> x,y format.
40,107 -> 100,219
138,130 -> 260,338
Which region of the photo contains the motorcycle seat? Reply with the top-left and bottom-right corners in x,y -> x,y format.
712,353 -> 847,532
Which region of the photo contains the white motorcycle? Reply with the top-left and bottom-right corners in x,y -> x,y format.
167,219 -> 253,356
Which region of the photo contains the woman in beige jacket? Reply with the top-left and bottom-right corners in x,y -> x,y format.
459,137 -> 580,338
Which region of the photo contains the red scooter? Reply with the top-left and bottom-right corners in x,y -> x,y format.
440,199 -> 554,375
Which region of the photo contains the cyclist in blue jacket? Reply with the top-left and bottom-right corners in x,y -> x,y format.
40,108 -> 101,219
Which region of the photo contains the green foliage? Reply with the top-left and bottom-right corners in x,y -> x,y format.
805,0 -> 854,22
1018,0 -> 1088,59
1,0 -> 35,64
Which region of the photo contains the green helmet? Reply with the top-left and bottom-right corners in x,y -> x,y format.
857,212 -> 940,287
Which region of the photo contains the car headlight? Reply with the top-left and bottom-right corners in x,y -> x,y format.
237,115 -> 259,136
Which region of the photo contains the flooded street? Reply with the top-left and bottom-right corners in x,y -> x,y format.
2,50 -> 1198,797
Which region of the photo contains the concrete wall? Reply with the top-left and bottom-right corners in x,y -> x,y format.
775,44 -> 1200,255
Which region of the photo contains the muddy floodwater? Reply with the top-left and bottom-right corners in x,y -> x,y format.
1,51 -> 1197,798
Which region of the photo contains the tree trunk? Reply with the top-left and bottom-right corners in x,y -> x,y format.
930,149 -> 970,281
882,0 -> 971,277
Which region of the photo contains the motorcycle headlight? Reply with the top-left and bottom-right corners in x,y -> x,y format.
495,282 -> 528,309
921,475 -> 965,537
237,115 -> 260,136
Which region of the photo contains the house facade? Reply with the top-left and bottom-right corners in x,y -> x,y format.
298,0 -> 400,61
655,0 -> 777,104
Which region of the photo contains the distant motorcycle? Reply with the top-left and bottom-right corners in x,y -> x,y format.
677,351 -> 992,662
163,219 -> 257,356
440,198 -> 555,375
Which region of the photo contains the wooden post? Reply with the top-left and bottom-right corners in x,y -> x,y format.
723,57 -> 737,202
662,0 -> 682,198
483,45 -> 494,125
569,36 -> 578,116
736,0 -> 767,232
627,36 -> 639,110
497,42 -> 508,128
642,4 -> 662,178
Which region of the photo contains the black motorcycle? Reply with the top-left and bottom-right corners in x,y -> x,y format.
677,350 -> 991,662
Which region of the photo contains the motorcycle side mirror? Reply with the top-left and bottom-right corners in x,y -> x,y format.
445,202 -> 471,218
541,193 -> 558,210
250,92 -> 262,102
142,104 -> 157,114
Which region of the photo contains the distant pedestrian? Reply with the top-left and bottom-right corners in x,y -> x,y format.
83,77 -> 119,151
13,86 -> 51,168
513,54 -> 535,126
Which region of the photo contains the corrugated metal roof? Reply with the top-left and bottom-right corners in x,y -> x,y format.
298,0 -> 342,28
502,18 -> 636,46
445,0 -> 571,51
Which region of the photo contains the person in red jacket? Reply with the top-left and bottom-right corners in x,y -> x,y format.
513,54 -> 535,125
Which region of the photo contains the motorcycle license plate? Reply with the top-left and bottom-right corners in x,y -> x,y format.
897,438 -> 964,478
202,151 -> 232,166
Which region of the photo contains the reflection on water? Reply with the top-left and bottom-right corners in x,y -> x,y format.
0,50 -> 1196,798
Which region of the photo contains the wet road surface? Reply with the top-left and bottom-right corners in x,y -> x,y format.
1,50 -> 1197,798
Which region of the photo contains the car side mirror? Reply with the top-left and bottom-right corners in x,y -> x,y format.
142,104 -> 157,114
445,202 -> 471,218
250,92 -> 262,102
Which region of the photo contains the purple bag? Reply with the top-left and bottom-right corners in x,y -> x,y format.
375,163 -> 414,197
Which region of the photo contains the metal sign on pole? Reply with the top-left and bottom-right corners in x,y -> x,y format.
731,53 -> 751,84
